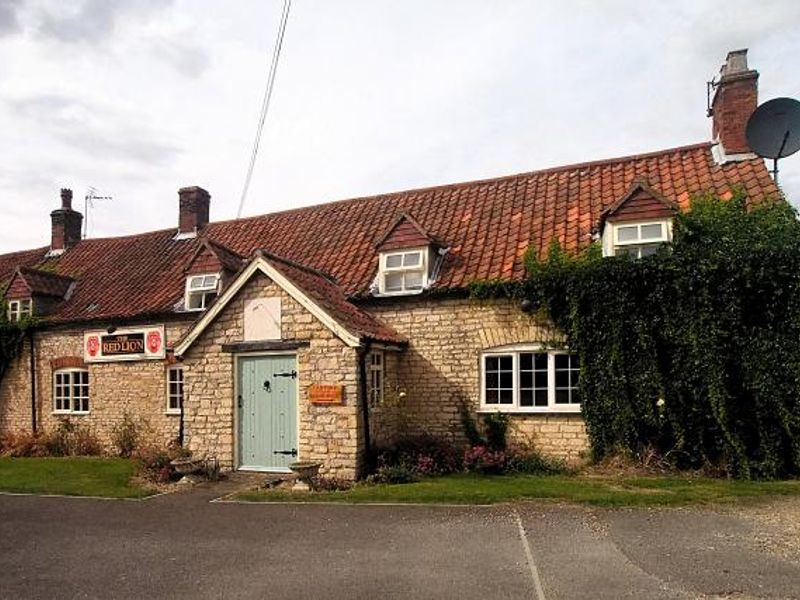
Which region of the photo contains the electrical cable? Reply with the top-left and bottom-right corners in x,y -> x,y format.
236,0 -> 292,218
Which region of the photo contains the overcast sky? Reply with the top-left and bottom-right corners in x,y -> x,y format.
1,0 -> 799,253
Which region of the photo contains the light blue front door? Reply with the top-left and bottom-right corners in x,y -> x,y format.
238,354 -> 298,471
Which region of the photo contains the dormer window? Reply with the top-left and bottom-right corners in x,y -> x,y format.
380,248 -> 427,295
185,273 -> 220,311
7,299 -> 32,322
611,220 -> 671,258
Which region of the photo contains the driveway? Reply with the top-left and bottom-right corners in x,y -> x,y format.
0,485 -> 798,599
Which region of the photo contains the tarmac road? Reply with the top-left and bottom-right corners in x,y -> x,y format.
0,485 -> 798,599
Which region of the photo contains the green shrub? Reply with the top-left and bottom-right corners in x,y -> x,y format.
369,463 -> 417,484
482,412 -> 509,451
506,450 -> 569,475
44,420 -> 102,456
111,413 -> 141,458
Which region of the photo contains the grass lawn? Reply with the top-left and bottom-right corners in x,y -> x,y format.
237,473 -> 800,507
0,457 -> 151,498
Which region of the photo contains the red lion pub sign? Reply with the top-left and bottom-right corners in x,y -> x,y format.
84,325 -> 166,363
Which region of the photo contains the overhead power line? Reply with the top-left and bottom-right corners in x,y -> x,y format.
236,0 -> 292,218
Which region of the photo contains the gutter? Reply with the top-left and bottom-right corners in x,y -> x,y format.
29,330 -> 37,434
358,341 -> 373,475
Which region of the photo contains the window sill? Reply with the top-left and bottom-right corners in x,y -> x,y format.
165,410 -> 181,416
478,407 -> 582,415
52,411 -> 90,416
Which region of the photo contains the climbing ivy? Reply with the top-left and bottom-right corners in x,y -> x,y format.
0,294 -> 31,385
471,191 -> 800,479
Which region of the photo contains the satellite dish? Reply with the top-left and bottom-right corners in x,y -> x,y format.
745,97 -> 800,184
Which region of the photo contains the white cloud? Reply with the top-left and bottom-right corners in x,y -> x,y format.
0,0 -> 799,252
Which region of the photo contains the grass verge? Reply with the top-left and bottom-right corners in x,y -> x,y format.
0,457 -> 151,498
237,473 -> 800,507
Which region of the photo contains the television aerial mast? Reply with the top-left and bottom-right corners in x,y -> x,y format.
83,187 -> 113,239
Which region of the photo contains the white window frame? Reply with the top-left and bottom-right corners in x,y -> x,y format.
7,299 -> 32,322
480,345 -> 581,413
184,273 -> 220,312
368,350 -> 384,405
602,219 -> 672,258
166,366 -> 184,415
378,247 -> 428,296
53,368 -> 90,414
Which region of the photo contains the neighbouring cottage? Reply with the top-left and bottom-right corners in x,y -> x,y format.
0,50 -> 783,479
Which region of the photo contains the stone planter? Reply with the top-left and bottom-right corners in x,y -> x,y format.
289,461 -> 322,492
170,457 -> 205,477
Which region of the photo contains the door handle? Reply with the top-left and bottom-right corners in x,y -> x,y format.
273,448 -> 298,457
263,380 -> 271,393
237,395 -> 243,408
274,370 -> 297,379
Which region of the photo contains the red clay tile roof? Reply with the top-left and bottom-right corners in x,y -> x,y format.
257,251 -> 406,345
0,142 -> 781,325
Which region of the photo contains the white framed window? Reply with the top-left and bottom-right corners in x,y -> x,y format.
167,366 -> 184,414
481,347 -> 581,413
609,220 -> 671,258
7,299 -> 32,322
368,351 -> 384,405
53,369 -> 90,414
378,248 -> 428,295
185,273 -> 220,311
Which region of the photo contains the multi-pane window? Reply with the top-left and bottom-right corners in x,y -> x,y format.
167,367 -> 184,414
613,221 -> 669,258
53,369 -> 90,413
368,351 -> 384,405
185,274 -> 220,311
482,350 -> 581,412
7,299 -> 32,322
380,249 -> 427,295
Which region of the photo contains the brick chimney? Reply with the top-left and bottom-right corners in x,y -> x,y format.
50,188 -> 83,252
710,49 -> 759,155
178,186 -> 210,235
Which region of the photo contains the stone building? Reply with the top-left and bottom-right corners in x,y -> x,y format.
0,50 -> 783,479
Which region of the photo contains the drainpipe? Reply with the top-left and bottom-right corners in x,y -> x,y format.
358,341 -> 373,474
29,330 -> 37,434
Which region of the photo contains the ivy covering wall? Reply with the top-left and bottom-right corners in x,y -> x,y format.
0,297 -> 29,385
472,193 -> 800,479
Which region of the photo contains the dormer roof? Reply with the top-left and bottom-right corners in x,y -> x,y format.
5,267 -> 75,300
374,212 -> 442,252
183,238 -> 245,276
599,179 -> 680,228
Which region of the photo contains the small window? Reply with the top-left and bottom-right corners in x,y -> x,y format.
7,299 -> 32,322
368,351 -> 384,405
167,367 -> 184,414
379,249 -> 427,295
185,274 -> 220,311
53,369 -> 90,414
481,349 -> 580,412
612,221 -> 670,258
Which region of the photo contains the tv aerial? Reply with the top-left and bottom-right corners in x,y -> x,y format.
83,187 -> 113,239
745,97 -> 800,185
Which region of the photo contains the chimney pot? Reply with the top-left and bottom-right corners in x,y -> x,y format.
60,188 -> 73,209
178,186 -> 211,235
710,49 -> 759,155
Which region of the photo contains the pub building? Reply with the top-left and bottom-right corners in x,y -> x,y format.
0,51 -> 780,479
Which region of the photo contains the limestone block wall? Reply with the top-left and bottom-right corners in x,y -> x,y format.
181,272 -> 363,479
366,297 -> 589,463
0,322 -> 189,449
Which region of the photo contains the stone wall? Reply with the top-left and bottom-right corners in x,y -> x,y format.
366,297 -> 590,463
181,272 -> 363,479
0,322 -> 189,449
